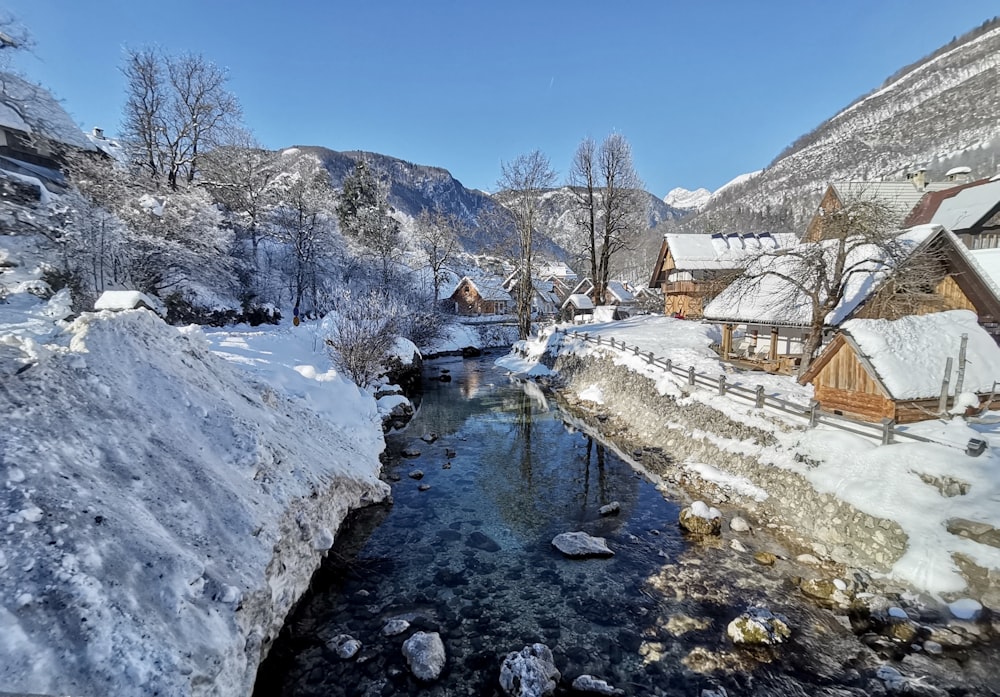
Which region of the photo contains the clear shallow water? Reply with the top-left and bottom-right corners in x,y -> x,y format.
253,356 -> 991,696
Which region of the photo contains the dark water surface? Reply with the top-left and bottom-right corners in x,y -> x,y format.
253,356 -> 984,696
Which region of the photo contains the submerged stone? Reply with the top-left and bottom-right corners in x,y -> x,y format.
402,631 -> 446,681
402,446 -> 422,458
729,516 -> 751,533
421,432 -> 439,443
467,531 -> 501,552
727,606 -> 792,646
383,618 -> 411,637
409,470 -> 425,480
499,643 -> 560,697
326,634 -> 362,660
599,502 -> 621,516
571,674 -> 624,695
551,531 -> 614,558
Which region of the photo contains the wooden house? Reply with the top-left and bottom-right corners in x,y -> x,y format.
448,276 -> 513,316
703,224 -> 1000,374
0,71 -> 98,191
561,293 -> 595,323
799,310 -> 1000,423
803,180 -> 954,243
904,178 -> 1000,250
502,270 -> 561,316
648,232 -> 793,318
570,277 -> 638,314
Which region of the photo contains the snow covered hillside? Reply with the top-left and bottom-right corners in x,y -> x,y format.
680,18 -> 1000,234
1,264 -> 389,695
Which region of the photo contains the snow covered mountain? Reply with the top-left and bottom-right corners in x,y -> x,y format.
663,186 -> 712,213
680,17 -> 1000,234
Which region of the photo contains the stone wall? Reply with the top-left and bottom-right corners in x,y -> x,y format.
550,352 -> 909,572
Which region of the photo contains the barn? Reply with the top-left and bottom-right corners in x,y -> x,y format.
798,310 -> 1000,423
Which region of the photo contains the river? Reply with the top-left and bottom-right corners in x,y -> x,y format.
253,355 -> 996,696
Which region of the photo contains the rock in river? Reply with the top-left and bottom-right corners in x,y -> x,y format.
551,531 -> 614,558
598,502 -> 620,516
499,643 -> 560,697
466,531 -> 501,552
326,634 -> 362,660
571,674 -> 624,695
402,631 -> 446,681
727,606 -> 792,646
678,501 -> 722,535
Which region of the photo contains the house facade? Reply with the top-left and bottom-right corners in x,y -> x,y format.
799,310 -> 1000,423
648,232 -> 792,318
448,276 -> 513,316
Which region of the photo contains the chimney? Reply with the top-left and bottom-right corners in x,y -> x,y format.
907,167 -> 928,191
92,127 -> 104,139
945,166 -> 972,183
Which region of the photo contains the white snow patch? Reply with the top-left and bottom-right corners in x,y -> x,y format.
578,384 -> 605,405
685,462 -> 769,501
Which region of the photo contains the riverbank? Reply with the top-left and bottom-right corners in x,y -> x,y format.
496,317 -> 1000,604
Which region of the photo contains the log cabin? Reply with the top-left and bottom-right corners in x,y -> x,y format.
448,276 -> 513,316
703,225 -> 1000,374
647,232 -> 794,318
798,310 -> 1000,423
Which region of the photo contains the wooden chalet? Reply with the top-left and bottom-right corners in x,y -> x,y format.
0,71 -> 99,192
904,178 -> 1000,250
703,225 -> 1000,374
799,310 -> 1000,423
561,293 -> 595,322
448,276 -> 513,316
648,232 -> 792,318
803,180 -> 953,243
502,270 -> 561,316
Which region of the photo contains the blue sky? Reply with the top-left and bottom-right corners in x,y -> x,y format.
5,1 -> 998,196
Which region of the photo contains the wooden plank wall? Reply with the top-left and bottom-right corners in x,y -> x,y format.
814,385 -> 894,421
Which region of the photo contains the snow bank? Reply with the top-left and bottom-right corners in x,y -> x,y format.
421,322 -> 480,355
0,311 -> 389,696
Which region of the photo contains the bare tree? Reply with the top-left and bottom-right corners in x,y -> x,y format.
414,206 -> 462,307
569,133 -> 647,304
496,150 -> 556,340
729,193 -> 919,373
121,48 -> 241,189
324,289 -> 401,388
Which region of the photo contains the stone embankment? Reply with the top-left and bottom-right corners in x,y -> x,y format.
547,352 -> 909,574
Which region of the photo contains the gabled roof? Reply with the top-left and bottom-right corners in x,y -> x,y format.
802,310 -> 1000,400
570,278 -> 594,296
648,232 -> 796,287
450,275 -> 512,302
829,181 -> 953,226
606,281 -> 634,303
562,293 -> 595,310
0,72 -> 95,151
703,224 -> 998,327
928,180 -> 1000,231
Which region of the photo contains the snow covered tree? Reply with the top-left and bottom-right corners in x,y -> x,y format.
121,48 -> 241,189
495,150 -> 556,340
568,133 -> 647,305
270,156 -> 338,315
335,158 -> 400,293
414,206 -> 462,307
323,289 -> 401,388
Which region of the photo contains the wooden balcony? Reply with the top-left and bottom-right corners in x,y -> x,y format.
662,280 -> 707,294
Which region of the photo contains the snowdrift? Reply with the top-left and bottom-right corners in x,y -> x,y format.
0,309 -> 389,696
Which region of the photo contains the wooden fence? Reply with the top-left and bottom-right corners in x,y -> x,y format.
553,329 -> 943,448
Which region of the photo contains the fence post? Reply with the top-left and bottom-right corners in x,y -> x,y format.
583,333 -> 589,342
633,346 -> 639,356
718,375 -> 727,396
808,400 -> 819,427
647,351 -> 655,364
665,358 -> 672,372
755,385 -> 765,409
880,418 -> 895,445
596,335 -> 602,345
688,366 -> 696,386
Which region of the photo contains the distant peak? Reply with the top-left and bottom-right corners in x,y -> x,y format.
663,187 -> 712,212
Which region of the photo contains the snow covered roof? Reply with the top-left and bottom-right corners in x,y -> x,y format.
945,166 -> 973,178
830,181 -> 951,224
837,310 -> 1000,400
969,248 -> 1000,291
0,72 -> 95,151
606,281 -> 634,303
664,232 -> 794,271
538,261 -> 577,280
703,225 -> 944,326
94,291 -> 166,316
451,276 -> 512,302
929,180 -> 1000,231
562,293 -> 595,311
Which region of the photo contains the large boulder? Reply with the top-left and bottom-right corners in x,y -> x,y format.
678,501 -> 722,535
402,631 -> 446,682
726,607 -> 792,646
499,643 -> 561,697
551,531 -> 614,558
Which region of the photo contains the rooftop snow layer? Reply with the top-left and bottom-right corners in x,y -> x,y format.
840,309 -> 1000,399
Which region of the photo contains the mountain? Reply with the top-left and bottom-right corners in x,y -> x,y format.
663,186 -> 712,213
679,17 -> 1000,235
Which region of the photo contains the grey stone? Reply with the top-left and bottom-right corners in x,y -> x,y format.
408,470 -> 424,480
382,618 -> 410,636
327,634 -> 362,660
551,531 -> 614,558
729,516 -> 751,533
402,631 -> 446,681
418,483 -> 431,491
727,606 -> 792,645
421,432 -> 439,443
679,503 -> 722,535
571,674 -> 624,695
401,446 -> 422,458
499,643 -> 560,697
598,502 -> 620,516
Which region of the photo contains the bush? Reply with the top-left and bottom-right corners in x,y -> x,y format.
322,291 -> 400,388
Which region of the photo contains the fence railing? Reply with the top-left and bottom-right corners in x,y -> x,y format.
549,329 -> 941,448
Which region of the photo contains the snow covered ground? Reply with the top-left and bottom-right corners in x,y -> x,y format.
499,316 -> 1000,599
1,236 -> 390,696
